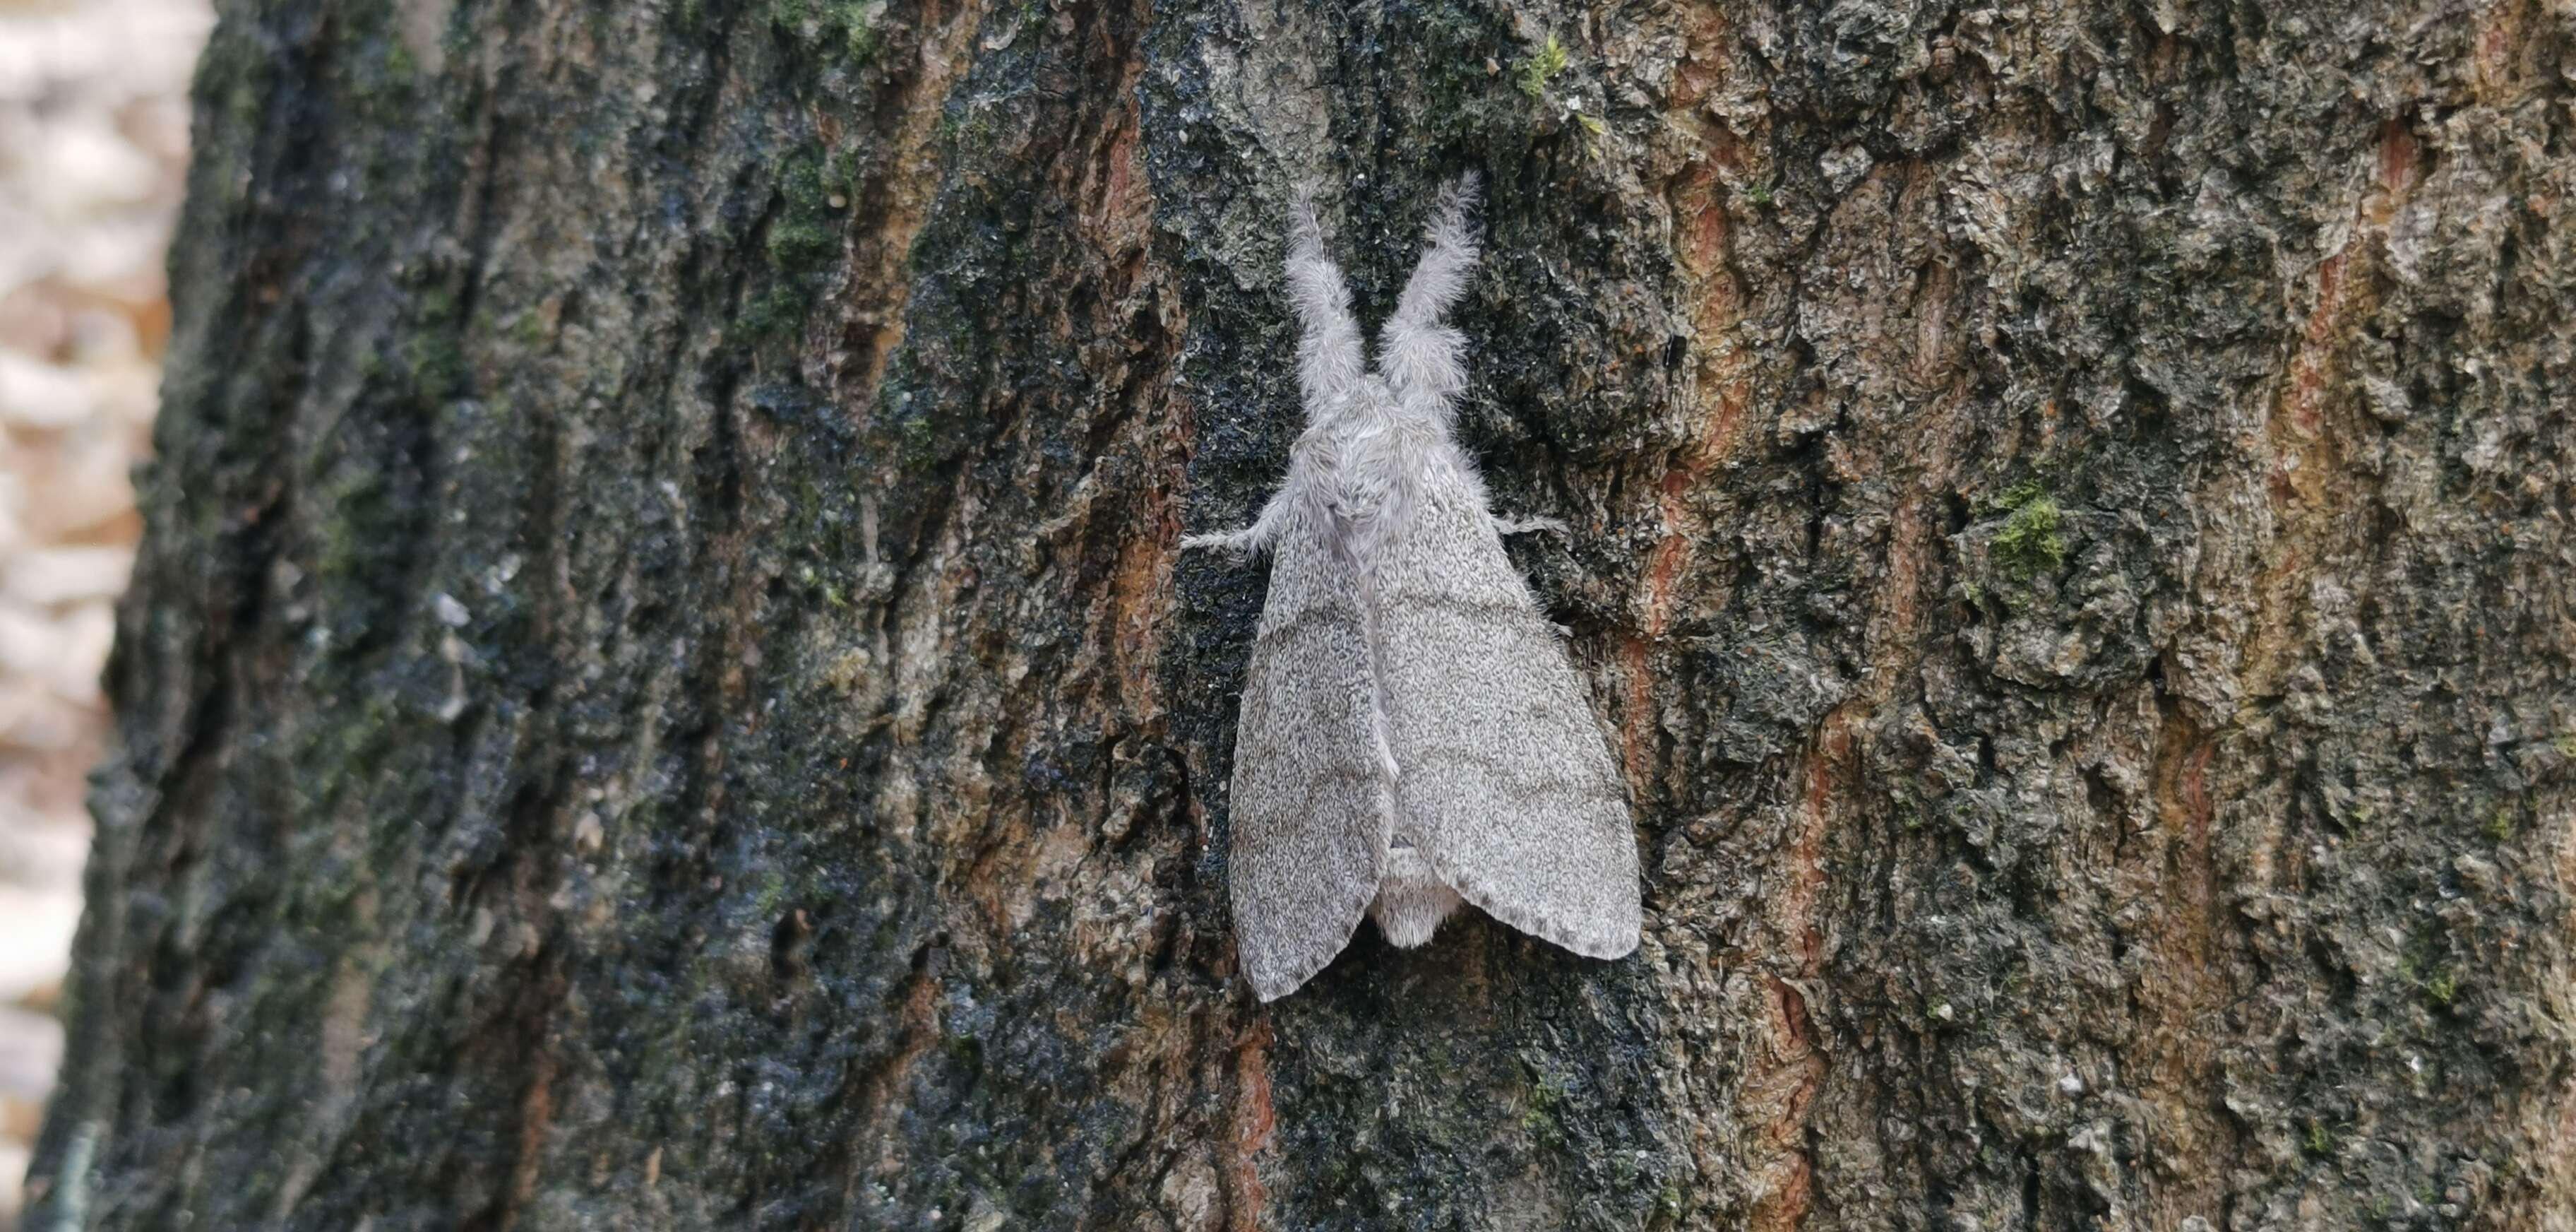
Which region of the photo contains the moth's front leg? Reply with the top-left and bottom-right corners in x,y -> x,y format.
1183,485 -> 1294,557
1489,510 -> 1575,636
1493,513 -> 1570,538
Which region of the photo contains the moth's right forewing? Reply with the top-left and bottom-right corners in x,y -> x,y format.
1226,525 -> 1391,1001
1375,465 -> 1642,960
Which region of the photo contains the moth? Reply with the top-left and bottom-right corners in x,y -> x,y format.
1186,174 -> 1641,1002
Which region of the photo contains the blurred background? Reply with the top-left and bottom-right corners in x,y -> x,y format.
0,0 -> 208,1223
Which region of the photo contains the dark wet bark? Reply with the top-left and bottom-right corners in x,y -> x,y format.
27,0 -> 2576,1226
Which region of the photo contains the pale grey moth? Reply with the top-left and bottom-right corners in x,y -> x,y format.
1186,174 -> 1641,1002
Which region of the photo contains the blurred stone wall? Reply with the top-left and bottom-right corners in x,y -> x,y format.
0,0 -> 208,1224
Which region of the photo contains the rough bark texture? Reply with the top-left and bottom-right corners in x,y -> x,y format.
25,0 -> 2576,1226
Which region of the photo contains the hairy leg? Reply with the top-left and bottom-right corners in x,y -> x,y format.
1493,513 -> 1568,537
1181,485 -> 1294,556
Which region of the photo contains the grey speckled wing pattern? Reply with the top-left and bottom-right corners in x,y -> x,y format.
1224,516 -> 1393,1001
1375,463 -> 1640,958
1187,174 -> 1640,1000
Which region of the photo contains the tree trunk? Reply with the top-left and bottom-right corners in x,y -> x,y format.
25,0 -> 2576,1225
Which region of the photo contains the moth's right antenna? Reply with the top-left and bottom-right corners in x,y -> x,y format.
1380,173 -> 1480,413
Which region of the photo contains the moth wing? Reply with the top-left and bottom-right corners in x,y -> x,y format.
1375,463 -> 1640,959
1227,522 -> 1394,1000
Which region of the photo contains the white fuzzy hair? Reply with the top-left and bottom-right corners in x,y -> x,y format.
1181,174 -> 1484,563
1186,174 -> 1642,1000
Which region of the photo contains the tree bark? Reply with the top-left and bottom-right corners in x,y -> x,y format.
25,0 -> 2576,1226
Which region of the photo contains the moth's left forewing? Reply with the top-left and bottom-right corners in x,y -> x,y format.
1227,521 -> 1392,1001
1371,454 -> 1642,959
